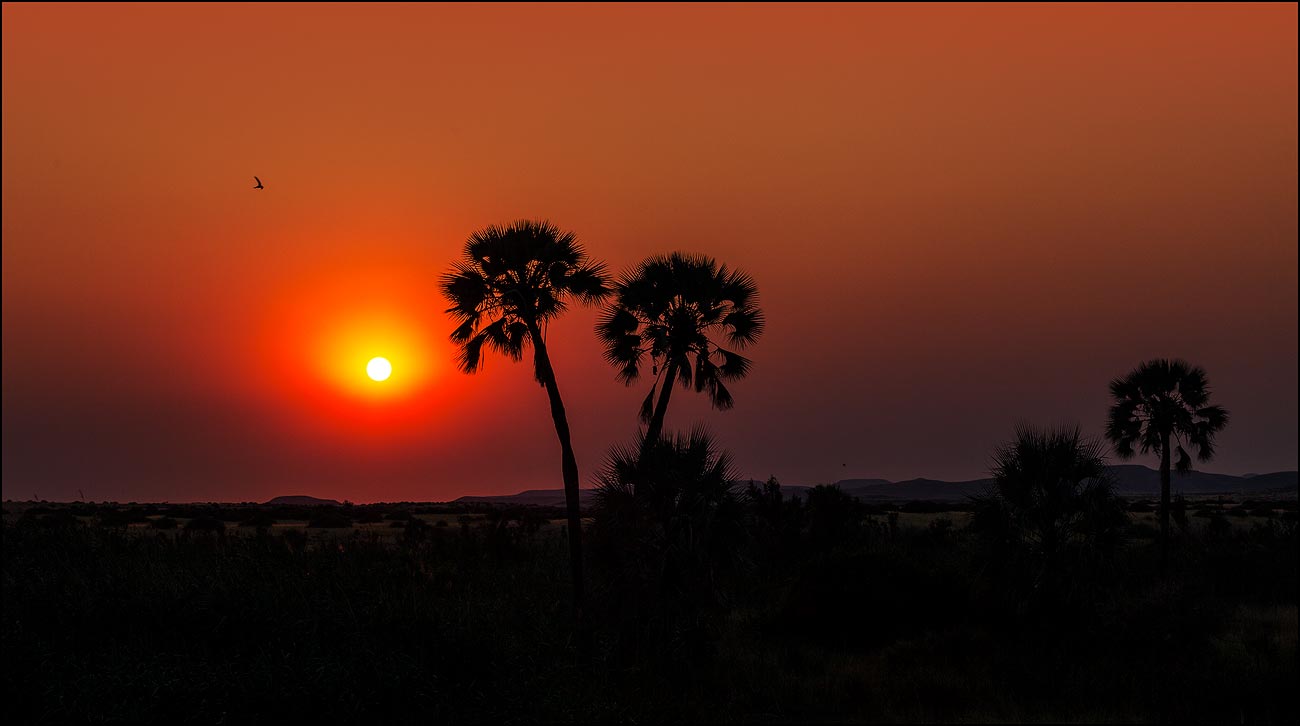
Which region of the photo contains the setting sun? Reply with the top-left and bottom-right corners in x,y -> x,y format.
366,357 -> 392,382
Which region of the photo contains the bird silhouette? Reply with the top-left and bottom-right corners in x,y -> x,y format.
253,176 -> 264,190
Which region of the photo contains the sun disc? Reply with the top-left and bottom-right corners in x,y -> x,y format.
366,356 -> 392,381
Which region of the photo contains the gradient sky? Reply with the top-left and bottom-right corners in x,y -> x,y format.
3,3 -> 1297,503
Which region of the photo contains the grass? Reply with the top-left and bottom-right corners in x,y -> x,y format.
3,500 -> 1296,723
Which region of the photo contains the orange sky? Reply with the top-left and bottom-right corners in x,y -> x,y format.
3,3 -> 1296,502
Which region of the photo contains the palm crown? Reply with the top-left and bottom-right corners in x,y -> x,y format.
442,220 -> 609,378
1105,359 -> 1229,471
977,425 -> 1125,554
597,252 -> 764,422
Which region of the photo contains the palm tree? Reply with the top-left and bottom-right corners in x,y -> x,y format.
588,427 -> 747,661
970,425 -> 1128,610
596,253 -> 763,449
1105,359 -> 1229,572
441,219 -> 609,634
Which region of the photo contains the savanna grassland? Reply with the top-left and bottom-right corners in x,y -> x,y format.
3,487 -> 1296,724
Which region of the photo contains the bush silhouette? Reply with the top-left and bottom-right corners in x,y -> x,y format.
97,509 -> 150,527
970,424 -> 1128,612
241,511 -> 277,528
183,517 -> 225,534
23,511 -> 81,529
805,484 -> 866,551
307,510 -> 353,528
589,427 -> 747,661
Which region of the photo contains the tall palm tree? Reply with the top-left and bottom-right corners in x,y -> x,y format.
441,219 -> 609,633
1105,359 -> 1229,572
596,252 -> 763,449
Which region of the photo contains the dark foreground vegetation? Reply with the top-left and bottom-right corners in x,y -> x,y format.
4,474 -> 1296,723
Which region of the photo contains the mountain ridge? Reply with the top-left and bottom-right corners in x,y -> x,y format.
450,466 -> 1297,506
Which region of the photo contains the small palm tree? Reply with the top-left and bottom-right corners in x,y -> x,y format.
441,219 -> 609,631
970,425 -> 1128,609
597,252 -> 764,448
588,427 -> 747,661
1105,359 -> 1229,572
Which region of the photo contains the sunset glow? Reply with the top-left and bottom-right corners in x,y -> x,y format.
1,3 -> 1294,504
313,313 -> 429,399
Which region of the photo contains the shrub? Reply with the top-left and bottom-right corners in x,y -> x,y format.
97,509 -> 150,527
805,485 -> 865,550
280,528 -> 307,552
1128,522 -> 1159,539
241,511 -> 277,528
24,511 -> 81,529
307,511 -> 353,528
589,428 -> 748,660
969,424 -> 1128,611
1206,514 -> 1233,539
151,517 -> 178,530
928,517 -> 955,540
401,517 -> 433,545
745,477 -> 804,564
183,517 -> 225,534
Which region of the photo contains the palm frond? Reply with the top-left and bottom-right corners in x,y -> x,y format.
1105,359 -> 1229,467
442,219 -> 610,377
598,251 -> 763,426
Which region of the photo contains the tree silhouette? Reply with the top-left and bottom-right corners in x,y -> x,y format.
1104,359 -> 1229,573
970,424 -> 1128,610
597,252 -> 763,449
441,219 -> 609,640
588,427 -> 747,662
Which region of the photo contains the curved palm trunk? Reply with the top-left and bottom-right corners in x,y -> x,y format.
642,359 -> 679,450
526,321 -> 589,654
1159,431 -> 1172,576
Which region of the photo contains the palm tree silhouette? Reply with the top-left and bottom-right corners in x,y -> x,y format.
971,424 -> 1128,609
589,427 -> 747,660
441,219 -> 609,637
596,253 -> 763,450
1105,359 -> 1229,573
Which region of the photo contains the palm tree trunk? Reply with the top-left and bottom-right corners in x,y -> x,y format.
1159,431 -> 1172,575
525,321 -> 589,655
642,359 -> 679,450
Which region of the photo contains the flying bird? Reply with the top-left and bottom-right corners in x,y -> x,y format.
253,176 -> 264,190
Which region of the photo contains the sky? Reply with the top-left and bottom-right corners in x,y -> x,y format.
3,3 -> 1296,503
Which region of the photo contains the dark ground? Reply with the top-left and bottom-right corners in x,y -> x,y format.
2,497 -> 1296,724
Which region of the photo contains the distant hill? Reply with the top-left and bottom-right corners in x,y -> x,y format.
840,477 -> 992,501
1234,471 -> 1300,491
1105,465 -> 1246,496
263,495 -> 342,506
451,466 -> 1297,506
455,489 -> 596,507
